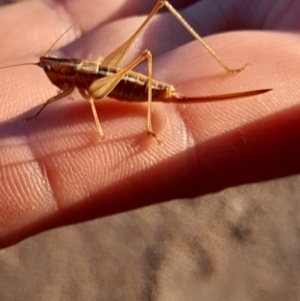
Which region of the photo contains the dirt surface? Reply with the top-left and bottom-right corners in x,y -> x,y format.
1,175 -> 300,301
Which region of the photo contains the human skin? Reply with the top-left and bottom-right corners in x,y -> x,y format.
0,0 -> 300,247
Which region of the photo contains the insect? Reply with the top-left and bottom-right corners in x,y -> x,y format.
1,1 -> 271,144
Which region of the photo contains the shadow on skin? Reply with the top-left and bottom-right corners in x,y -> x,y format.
1,100 -> 300,247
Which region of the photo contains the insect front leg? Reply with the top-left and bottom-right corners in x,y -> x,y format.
26,87 -> 74,121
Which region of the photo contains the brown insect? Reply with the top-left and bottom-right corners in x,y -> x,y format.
1,1 -> 271,144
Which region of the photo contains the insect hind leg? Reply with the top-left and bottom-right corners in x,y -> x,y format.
160,1 -> 246,73
101,1 -> 246,73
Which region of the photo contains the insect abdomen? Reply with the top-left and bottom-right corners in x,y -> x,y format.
96,67 -> 172,102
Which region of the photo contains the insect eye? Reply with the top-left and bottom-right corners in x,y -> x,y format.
43,65 -> 51,72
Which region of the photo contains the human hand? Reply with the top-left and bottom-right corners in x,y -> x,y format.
0,0 -> 299,247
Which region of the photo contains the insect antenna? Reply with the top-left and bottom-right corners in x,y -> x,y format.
0,26 -> 73,70
44,26 -> 73,57
0,62 -> 39,70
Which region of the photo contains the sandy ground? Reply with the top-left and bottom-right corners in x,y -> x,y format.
1,176 -> 300,301
1,1 -> 300,300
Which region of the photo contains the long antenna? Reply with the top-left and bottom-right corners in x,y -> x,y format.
0,62 -> 38,70
44,26 -> 73,57
0,27 -> 73,70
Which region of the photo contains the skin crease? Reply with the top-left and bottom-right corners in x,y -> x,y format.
0,0 -> 300,247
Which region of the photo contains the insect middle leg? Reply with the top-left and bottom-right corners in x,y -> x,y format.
87,50 -> 161,144
79,89 -> 105,139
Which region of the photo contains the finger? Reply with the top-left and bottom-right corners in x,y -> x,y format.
192,0 -> 300,32
67,0 -> 300,62
0,0 -> 194,61
0,1 -> 72,59
0,0 -> 126,60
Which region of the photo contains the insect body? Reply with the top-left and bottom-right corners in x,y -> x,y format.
1,1 -> 271,144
